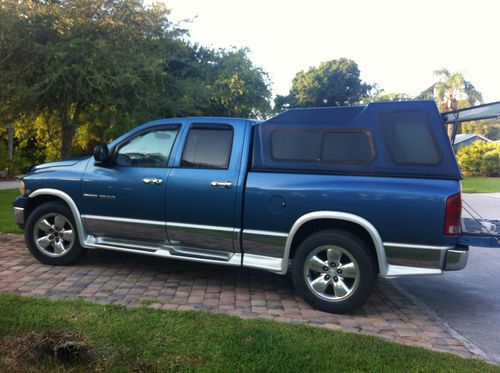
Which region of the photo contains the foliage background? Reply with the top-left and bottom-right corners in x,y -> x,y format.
0,0 -> 498,176
0,0 -> 272,172
456,142 -> 500,177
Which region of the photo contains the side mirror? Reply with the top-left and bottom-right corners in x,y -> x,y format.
93,145 -> 110,164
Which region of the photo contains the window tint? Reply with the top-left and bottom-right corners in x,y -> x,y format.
181,126 -> 233,169
271,130 -> 321,161
322,132 -> 374,163
271,129 -> 374,164
379,112 -> 441,165
116,128 -> 178,167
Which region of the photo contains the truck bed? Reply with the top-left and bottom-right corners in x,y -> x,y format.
460,218 -> 500,248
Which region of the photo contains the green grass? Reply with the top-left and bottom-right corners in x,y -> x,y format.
462,177 -> 500,193
0,294 -> 497,372
0,188 -> 22,234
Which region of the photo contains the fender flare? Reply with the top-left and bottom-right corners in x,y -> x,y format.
28,188 -> 88,246
282,211 -> 388,276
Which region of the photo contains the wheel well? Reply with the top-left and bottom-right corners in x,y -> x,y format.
24,195 -> 70,222
288,219 -> 379,272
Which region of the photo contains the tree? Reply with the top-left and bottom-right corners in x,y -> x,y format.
361,90 -> 412,104
168,46 -> 271,118
207,48 -> 271,118
418,69 -> 483,137
274,58 -> 371,112
1,0 -> 182,158
461,120 -> 500,141
0,0 -> 271,161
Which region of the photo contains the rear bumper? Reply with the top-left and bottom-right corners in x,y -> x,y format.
443,247 -> 469,271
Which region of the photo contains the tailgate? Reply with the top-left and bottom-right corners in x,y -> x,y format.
459,218 -> 500,248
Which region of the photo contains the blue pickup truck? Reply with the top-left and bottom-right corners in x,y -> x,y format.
13,100 -> 499,313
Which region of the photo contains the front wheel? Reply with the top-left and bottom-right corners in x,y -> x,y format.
292,230 -> 377,314
25,201 -> 85,265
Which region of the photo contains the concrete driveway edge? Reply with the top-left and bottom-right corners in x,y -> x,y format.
390,281 -> 494,364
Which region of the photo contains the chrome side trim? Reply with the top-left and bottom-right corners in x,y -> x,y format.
81,216 -> 237,230
384,242 -> 455,251
167,221 -> 234,232
383,242 -> 453,270
282,211 -> 387,276
243,229 -> 288,237
81,214 -> 165,226
14,207 -> 24,226
167,221 -> 235,253
29,188 -> 88,246
82,214 -> 167,242
242,229 -> 288,258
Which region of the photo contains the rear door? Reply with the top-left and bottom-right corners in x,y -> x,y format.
165,121 -> 244,254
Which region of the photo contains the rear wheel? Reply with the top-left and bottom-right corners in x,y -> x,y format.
25,202 -> 85,265
292,230 -> 377,313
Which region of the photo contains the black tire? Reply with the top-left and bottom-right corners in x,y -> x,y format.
24,201 -> 85,265
292,229 -> 377,314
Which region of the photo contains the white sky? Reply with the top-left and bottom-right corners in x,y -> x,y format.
163,0 -> 500,102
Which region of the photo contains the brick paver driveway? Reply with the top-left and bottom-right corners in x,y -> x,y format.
0,234 -> 485,360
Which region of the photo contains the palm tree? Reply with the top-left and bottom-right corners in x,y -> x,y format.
431,69 -> 483,137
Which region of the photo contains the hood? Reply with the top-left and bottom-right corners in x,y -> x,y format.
28,156 -> 90,173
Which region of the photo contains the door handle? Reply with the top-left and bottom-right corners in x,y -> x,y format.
143,178 -> 163,185
210,181 -> 233,188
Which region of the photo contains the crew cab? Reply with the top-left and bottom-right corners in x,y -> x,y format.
13,100 -> 499,313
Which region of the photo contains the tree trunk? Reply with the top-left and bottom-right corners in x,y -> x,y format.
59,100 -> 83,160
61,124 -> 76,160
8,123 -> 13,176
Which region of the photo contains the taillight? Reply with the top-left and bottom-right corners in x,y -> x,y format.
444,192 -> 461,235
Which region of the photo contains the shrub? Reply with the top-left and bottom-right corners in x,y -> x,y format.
456,141 -> 500,176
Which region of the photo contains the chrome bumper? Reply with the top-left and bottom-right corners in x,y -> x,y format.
444,248 -> 469,271
13,207 -> 24,228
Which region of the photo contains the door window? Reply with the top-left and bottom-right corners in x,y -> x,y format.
116,128 -> 179,167
181,125 -> 234,169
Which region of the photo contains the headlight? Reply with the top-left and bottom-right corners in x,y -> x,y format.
20,180 -> 26,195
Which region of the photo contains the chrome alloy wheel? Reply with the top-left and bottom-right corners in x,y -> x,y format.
303,245 -> 360,302
33,213 -> 75,257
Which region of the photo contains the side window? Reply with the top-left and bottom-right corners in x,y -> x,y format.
116,128 -> 179,167
322,132 -> 374,163
271,130 -> 321,161
181,125 -> 233,169
270,129 -> 374,164
378,112 -> 441,165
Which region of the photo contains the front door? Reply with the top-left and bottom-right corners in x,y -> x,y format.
165,122 -> 243,253
81,124 -> 180,244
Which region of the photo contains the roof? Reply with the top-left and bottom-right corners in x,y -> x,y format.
108,116 -> 259,149
266,100 -> 439,126
453,133 -> 491,144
